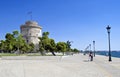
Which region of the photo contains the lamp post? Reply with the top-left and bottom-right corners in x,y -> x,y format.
89,44 -> 91,51
106,25 -> 112,62
93,41 -> 95,57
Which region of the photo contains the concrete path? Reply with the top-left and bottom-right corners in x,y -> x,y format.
0,54 -> 120,77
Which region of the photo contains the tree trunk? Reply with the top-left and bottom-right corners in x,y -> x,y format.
50,51 -> 56,56
63,52 -> 64,55
40,51 -> 44,56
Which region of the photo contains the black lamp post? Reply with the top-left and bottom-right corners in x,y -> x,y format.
106,25 -> 112,62
93,41 -> 95,57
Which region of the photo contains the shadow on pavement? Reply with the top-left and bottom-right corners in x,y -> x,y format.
83,60 -> 89,62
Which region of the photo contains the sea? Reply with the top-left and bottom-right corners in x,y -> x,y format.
96,51 -> 120,58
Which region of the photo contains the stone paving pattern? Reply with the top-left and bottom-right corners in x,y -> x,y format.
0,54 -> 120,77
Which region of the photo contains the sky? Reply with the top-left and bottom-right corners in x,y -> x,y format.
0,0 -> 120,51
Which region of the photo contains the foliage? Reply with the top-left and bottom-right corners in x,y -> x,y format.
71,48 -> 80,53
0,30 -> 35,54
0,40 -> 7,52
38,32 -> 80,55
5,33 -> 15,52
56,42 -> 67,55
39,32 -> 56,56
0,30 -> 80,56
66,40 -> 72,51
29,43 -> 35,52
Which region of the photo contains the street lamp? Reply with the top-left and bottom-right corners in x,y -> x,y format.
93,41 -> 95,57
106,25 -> 112,62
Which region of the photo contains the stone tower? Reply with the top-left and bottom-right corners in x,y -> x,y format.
20,21 -> 42,51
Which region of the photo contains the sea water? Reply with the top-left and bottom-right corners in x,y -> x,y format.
96,51 -> 120,58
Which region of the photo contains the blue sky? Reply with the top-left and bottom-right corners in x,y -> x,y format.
0,0 -> 120,51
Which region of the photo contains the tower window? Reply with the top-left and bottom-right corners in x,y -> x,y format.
27,40 -> 29,43
36,34 -> 38,36
26,37 -> 29,43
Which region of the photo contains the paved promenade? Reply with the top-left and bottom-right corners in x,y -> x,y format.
0,54 -> 120,77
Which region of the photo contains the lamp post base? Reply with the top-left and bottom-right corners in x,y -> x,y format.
109,57 -> 112,62
109,60 -> 112,62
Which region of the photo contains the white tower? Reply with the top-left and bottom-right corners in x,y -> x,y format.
20,21 -> 42,51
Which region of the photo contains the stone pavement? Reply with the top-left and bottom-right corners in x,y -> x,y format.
0,54 -> 120,77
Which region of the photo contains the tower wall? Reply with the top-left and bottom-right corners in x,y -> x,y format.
20,21 -> 42,51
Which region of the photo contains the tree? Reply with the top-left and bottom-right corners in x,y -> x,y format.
39,37 -> 45,55
71,48 -> 79,53
56,42 -> 67,55
42,32 -> 49,38
0,40 -> 6,53
21,43 -> 30,53
5,33 -> 16,52
12,31 -> 35,54
47,39 -> 56,56
13,30 -> 19,38
12,31 -> 27,54
0,30 -> 35,54
29,43 -> 35,52
66,40 -> 72,51
15,34 -> 25,54
39,32 -> 56,56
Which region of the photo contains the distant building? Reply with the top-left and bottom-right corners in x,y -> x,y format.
20,21 -> 42,51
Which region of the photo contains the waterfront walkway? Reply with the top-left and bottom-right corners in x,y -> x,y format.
0,54 -> 120,77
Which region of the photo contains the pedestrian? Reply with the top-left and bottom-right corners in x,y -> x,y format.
89,52 -> 93,61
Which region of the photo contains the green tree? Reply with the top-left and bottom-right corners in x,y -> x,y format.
39,37 -> 45,55
48,40 -> 56,55
71,48 -> 79,53
39,32 -> 56,56
12,31 -> 27,54
56,42 -> 67,55
13,30 -> 19,38
15,34 -> 25,54
0,40 -> 7,53
13,31 -> 35,54
29,43 -> 35,52
5,33 -> 15,52
66,40 -> 72,51
21,43 -> 30,53
0,30 -> 35,54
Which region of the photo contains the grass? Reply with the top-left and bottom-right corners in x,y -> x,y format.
0,53 -> 19,56
0,53 -> 63,56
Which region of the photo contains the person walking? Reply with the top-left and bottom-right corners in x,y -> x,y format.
89,52 -> 93,61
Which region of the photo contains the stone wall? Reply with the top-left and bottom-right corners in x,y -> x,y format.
20,21 -> 42,51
